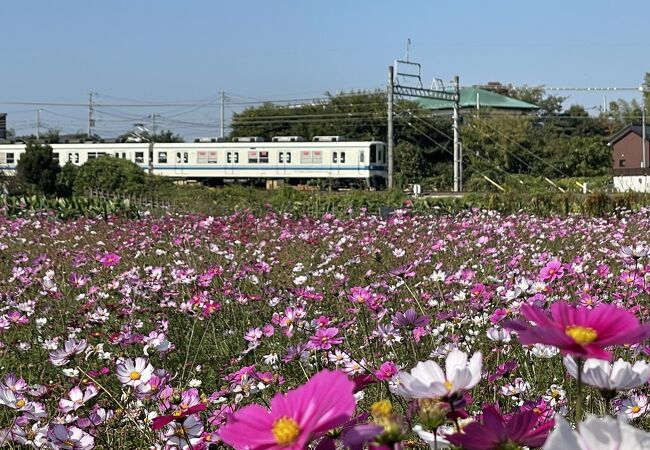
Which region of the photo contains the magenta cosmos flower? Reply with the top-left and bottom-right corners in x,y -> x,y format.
447,405 -> 554,450
308,327 -> 343,350
505,302 -> 650,360
219,369 -> 355,450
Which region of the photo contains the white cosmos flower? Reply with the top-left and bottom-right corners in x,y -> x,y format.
544,414 -> 650,450
392,349 -> 482,399
563,356 -> 650,391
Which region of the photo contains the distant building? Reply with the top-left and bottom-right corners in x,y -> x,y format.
416,87 -> 539,113
0,113 -> 6,141
609,124 -> 650,192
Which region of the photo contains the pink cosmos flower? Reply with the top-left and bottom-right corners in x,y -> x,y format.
374,361 -> 398,381
99,252 -> 121,267
504,302 -> 650,360
308,327 -> 343,350
218,369 -> 355,450
447,405 -> 554,450
539,258 -> 564,282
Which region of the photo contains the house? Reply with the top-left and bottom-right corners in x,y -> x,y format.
415,86 -> 539,113
0,113 -> 6,141
608,124 -> 650,192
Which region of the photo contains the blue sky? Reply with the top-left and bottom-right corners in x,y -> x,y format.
1,0 -> 647,138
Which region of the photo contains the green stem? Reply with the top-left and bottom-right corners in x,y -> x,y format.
575,357 -> 584,424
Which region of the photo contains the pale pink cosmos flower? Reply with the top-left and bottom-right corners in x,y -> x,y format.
115,357 -> 154,387
48,338 -> 88,366
47,424 -> 94,450
392,349 -> 482,400
58,385 -> 99,413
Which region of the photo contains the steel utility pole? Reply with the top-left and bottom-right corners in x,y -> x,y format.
87,92 -> 94,138
36,109 -> 41,140
642,97 -> 646,169
220,90 -> 225,138
387,66 -> 395,189
453,75 -> 462,192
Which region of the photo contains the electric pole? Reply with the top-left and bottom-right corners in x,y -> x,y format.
150,113 -> 159,141
220,90 -> 225,138
87,92 -> 94,139
36,109 -> 41,141
453,75 -> 462,192
387,65 -> 394,189
642,93 -> 647,170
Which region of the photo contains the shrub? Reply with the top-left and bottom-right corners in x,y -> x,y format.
15,142 -> 61,195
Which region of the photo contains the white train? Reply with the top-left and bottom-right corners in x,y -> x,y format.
0,136 -> 387,188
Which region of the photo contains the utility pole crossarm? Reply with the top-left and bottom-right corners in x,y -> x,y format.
392,85 -> 459,102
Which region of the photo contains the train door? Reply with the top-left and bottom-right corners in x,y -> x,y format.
226,151 -> 239,174
358,148 -> 365,174
330,150 -> 341,175
277,150 -> 292,175
175,151 -> 187,175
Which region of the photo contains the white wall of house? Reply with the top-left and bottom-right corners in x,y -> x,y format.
614,176 -> 650,192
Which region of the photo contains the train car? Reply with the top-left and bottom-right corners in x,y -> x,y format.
0,137 -> 387,188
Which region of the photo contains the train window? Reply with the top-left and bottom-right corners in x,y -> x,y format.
52,152 -> 59,162
158,152 -> 168,163
340,152 -> 345,163
227,152 -> 232,163
360,151 -> 365,163
0,154 -> 4,164
279,152 -> 284,163
286,152 -> 292,163
301,151 -> 311,164
197,151 -> 207,164
370,144 -> 377,163
312,151 -> 322,164
122,153 -> 127,159
98,152 -> 106,158
248,151 -> 258,163
208,151 -> 218,163
176,152 -> 182,163
234,152 -> 239,163
183,152 -> 188,163
74,153 -> 79,164
259,151 -> 269,163
6,153 -> 14,164
135,152 -> 144,163
88,152 -> 97,160
332,152 -> 337,163
68,154 -> 73,162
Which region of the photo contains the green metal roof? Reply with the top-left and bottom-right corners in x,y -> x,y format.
416,86 -> 538,110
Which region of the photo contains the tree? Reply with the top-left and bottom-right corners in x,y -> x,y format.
117,129 -> 184,143
15,142 -> 61,195
56,162 -> 78,197
73,156 -> 146,194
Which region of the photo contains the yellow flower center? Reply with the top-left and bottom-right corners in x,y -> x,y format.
176,425 -> 186,437
129,371 -> 142,380
371,400 -> 393,418
632,406 -> 641,413
64,440 -> 74,446
444,380 -> 454,391
565,326 -> 598,345
15,399 -> 25,408
272,417 -> 300,445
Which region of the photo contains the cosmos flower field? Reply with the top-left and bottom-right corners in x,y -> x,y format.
3,207 -> 650,449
